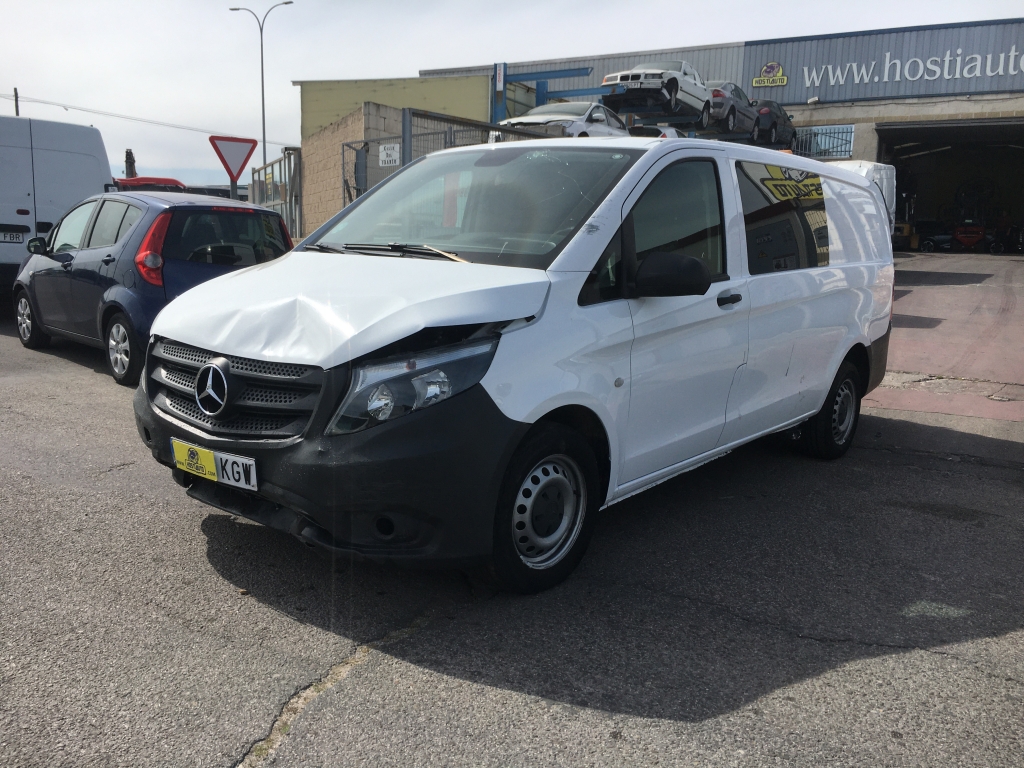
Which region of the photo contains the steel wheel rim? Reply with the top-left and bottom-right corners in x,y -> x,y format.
513,454 -> 586,570
832,380 -> 856,444
108,323 -> 130,376
16,297 -> 32,341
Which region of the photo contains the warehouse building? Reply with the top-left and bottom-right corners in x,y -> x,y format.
291,18 -> 1024,242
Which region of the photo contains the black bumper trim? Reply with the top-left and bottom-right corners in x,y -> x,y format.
866,323 -> 891,394
136,382 -> 530,564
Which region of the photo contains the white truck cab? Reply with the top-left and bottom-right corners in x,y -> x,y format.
134,138 -> 893,592
0,115 -> 112,293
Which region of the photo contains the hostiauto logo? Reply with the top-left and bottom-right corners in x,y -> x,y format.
753,62 -> 788,88
195,362 -> 230,417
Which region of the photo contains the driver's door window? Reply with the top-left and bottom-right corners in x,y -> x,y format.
50,202 -> 97,254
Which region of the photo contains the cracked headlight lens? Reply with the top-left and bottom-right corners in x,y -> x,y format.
326,338 -> 499,435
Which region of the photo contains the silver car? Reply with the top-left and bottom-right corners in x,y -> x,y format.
498,102 -> 629,138
706,81 -> 760,139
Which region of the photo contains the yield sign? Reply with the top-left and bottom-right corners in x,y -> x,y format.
209,135 -> 258,182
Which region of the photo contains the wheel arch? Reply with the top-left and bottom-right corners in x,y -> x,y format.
534,404 -> 612,504
843,343 -> 871,396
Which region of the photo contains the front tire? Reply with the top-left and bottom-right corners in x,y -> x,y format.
768,123 -> 778,144
801,360 -> 862,460
14,291 -> 50,349
750,120 -> 760,142
489,424 -> 600,593
105,312 -> 143,386
697,102 -> 710,130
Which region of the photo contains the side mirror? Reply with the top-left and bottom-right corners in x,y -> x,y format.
788,114 -> 795,120
26,237 -> 48,256
634,252 -> 712,297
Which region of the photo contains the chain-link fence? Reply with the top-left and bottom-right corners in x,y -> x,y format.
793,125 -> 855,160
251,148 -> 302,237
340,109 -> 557,207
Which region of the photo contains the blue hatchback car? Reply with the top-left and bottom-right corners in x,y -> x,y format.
12,192 -> 293,385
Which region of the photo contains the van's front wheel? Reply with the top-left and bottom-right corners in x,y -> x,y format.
801,360 -> 862,460
489,424 -> 600,593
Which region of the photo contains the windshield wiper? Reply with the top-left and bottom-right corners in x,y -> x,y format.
341,242 -> 466,262
302,243 -> 346,253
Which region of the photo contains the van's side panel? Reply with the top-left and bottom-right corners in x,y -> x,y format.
480,271 -> 633,501
0,118 -> 35,289
30,119 -> 111,240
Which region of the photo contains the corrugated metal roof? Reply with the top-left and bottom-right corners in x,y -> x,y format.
421,43 -> 746,100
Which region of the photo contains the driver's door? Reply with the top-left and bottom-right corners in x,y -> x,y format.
32,200 -> 97,332
621,150 -> 750,485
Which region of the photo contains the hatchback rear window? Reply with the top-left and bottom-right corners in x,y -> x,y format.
161,209 -> 290,266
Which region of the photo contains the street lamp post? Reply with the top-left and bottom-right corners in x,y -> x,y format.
230,1 -> 293,168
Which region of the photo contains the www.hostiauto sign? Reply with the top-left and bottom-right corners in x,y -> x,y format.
743,20 -> 1024,104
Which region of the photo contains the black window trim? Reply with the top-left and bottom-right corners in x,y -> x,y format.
578,156 -> 729,307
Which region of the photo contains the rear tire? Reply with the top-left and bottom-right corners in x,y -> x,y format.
750,120 -> 760,143
105,312 -> 143,386
720,108 -> 736,133
768,123 -> 778,144
489,424 -> 600,593
14,291 -> 50,349
801,360 -> 862,460
920,239 -> 936,253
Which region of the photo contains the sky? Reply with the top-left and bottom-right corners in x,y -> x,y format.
3,0 -> 1021,185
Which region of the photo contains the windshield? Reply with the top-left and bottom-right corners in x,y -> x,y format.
523,102 -> 591,117
313,146 -> 643,269
633,60 -> 683,72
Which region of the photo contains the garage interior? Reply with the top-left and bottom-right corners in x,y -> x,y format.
877,118 -> 1024,251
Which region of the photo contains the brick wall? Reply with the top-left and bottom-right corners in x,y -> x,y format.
300,107 -> 364,234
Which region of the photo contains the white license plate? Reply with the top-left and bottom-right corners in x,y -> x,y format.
624,82 -> 643,89
171,438 -> 258,491
1,232 -> 24,243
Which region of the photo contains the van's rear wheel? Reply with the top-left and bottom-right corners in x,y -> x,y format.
489,424 -> 599,593
801,360 -> 862,460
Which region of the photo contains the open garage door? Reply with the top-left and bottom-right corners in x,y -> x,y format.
877,118 -> 1024,253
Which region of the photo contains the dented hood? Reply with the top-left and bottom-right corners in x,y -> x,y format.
150,250 -> 550,370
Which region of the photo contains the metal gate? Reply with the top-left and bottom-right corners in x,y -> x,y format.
341,109 -> 554,207
251,147 -> 302,237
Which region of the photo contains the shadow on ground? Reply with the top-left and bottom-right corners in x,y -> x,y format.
0,304 -> 110,376
201,415 -> 1024,722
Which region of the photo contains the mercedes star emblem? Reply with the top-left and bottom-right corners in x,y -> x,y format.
195,362 -> 230,417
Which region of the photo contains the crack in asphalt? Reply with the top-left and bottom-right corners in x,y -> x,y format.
233,611 -> 433,768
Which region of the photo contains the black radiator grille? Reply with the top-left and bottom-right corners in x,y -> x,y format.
148,339 -> 324,439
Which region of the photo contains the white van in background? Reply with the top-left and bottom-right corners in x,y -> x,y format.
0,115 -> 112,293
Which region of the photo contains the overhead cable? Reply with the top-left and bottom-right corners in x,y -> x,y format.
0,93 -> 294,146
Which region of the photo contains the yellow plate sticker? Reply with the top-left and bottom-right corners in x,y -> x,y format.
171,439 -> 218,480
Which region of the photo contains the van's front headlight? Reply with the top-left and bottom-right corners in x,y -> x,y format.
325,338 -> 499,435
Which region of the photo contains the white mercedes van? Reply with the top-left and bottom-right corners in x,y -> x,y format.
133,138 -> 893,592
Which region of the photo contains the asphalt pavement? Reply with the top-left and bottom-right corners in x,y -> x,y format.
1,252 -> 1022,767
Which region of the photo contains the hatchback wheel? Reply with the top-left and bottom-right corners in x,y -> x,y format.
489,424 -> 600,593
750,120 -> 760,142
768,123 -> 778,144
14,291 -> 50,349
105,312 -> 142,386
801,360 -> 862,460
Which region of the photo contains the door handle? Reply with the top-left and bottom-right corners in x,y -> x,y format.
101,255 -> 116,265
717,293 -> 742,307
